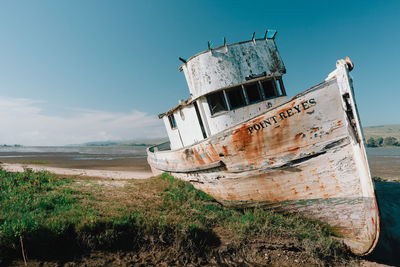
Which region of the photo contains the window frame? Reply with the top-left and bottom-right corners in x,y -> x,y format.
225,85 -> 246,110
260,78 -> 278,100
206,90 -> 229,115
243,82 -> 263,104
276,77 -> 287,96
205,76 -> 286,116
168,114 -> 177,129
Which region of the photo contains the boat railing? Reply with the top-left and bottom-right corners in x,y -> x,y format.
147,141 -> 171,153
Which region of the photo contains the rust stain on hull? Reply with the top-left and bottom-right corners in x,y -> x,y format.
147,59 -> 380,255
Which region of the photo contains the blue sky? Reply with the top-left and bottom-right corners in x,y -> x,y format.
0,1 -> 399,145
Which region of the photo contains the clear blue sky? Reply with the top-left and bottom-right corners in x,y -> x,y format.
0,1 -> 399,145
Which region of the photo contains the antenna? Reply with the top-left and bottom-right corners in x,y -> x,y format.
208,41 -> 211,51
179,57 -> 187,63
223,37 -> 226,46
265,29 -> 278,39
252,32 -> 256,44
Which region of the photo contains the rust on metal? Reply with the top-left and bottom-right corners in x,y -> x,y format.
146,31 -> 380,256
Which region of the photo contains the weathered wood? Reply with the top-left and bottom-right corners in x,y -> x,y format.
180,38 -> 286,99
153,160 -> 224,173
147,38 -> 380,255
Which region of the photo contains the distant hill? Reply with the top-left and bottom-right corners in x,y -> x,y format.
72,137 -> 168,147
363,124 -> 400,140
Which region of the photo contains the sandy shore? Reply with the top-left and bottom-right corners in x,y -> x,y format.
0,151 -> 153,179
369,156 -> 400,180
0,163 -> 153,179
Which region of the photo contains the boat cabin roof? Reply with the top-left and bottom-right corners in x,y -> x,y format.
178,30 -> 278,71
178,31 -> 285,100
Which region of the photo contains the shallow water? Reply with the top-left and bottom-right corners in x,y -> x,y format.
0,146 -> 397,160
366,147 -> 400,158
0,146 -> 147,160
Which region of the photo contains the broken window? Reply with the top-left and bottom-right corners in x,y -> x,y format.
207,91 -> 228,115
168,114 -> 177,129
244,83 -> 262,103
226,86 -> 245,109
261,79 -> 276,99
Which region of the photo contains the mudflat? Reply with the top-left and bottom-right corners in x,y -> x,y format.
0,146 -> 153,179
367,147 -> 400,181
368,157 -> 400,180
0,151 -> 151,172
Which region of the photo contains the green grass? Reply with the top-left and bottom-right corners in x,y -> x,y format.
20,160 -> 51,164
0,168 -> 88,247
0,170 -> 349,265
373,176 -> 385,182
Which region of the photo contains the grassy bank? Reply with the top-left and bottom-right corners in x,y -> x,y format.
0,169 -> 353,266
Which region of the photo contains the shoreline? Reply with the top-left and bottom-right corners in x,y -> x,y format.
0,150 -> 154,179
0,163 -> 153,179
0,149 -> 399,181
368,156 -> 400,181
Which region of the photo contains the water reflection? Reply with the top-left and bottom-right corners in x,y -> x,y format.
367,181 -> 400,265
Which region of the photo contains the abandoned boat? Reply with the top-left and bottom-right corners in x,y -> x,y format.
147,30 -> 380,255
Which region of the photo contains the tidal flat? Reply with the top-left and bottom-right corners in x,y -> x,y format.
367,147 -> 400,181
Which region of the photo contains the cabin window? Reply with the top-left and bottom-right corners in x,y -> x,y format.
207,91 -> 228,115
244,83 -> 262,103
179,109 -> 185,120
275,77 -> 286,96
226,86 -> 245,109
261,79 -> 276,99
205,76 -> 285,115
168,114 -> 177,129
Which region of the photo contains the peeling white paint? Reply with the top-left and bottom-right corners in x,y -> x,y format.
147,35 -> 379,255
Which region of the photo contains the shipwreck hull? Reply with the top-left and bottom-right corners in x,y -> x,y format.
147,73 -> 380,255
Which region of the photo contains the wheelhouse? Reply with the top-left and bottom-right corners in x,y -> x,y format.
158,30 -> 287,150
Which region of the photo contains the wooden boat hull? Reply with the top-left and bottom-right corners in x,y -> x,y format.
147,70 -> 380,255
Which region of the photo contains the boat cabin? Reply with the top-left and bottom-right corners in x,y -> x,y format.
158,30 -> 287,150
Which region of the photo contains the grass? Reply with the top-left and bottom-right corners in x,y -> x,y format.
0,169 -> 351,265
20,161 -> 51,164
373,176 -> 385,182
0,168 -> 86,251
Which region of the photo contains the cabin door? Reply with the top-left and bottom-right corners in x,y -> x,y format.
193,101 -> 207,139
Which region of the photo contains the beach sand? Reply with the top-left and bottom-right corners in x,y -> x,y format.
369,156 -> 400,181
0,151 -> 153,179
